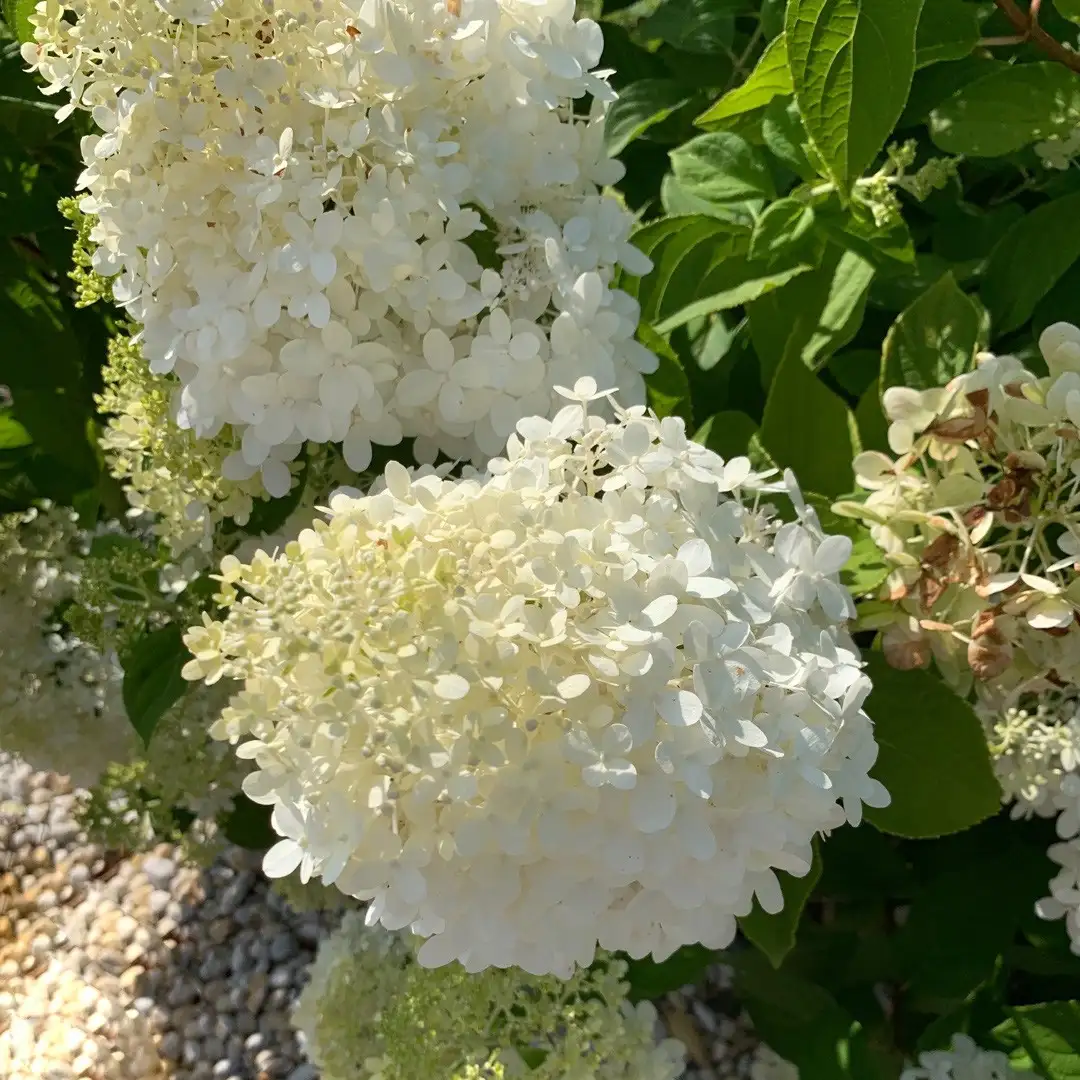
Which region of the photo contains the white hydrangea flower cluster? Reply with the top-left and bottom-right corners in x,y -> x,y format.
0,506 -> 134,788
1035,127 -> 1080,170
292,910 -> 686,1080
24,0 -> 655,489
837,323 -> 1080,702
0,958 -> 167,1080
1036,837 -> 1080,955
184,383 -> 888,975
900,1034 -> 1035,1080
978,689 -> 1080,819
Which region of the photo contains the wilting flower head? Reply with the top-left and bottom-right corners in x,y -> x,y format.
292,911 -> 685,1080
185,383 -> 887,975
838,323 -> 1080,703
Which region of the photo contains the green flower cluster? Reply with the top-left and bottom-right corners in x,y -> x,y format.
293,914 -> 686,1080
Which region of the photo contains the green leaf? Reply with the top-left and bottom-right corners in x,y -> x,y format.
121,624 -> 190,746
605,80 -> 691,157
639,0 -> 745,54
221,795 -> 277,850
861,654 -> 1001,839
640,323 -> 692,422
1059,0 -> 1080,25
3,0 -> 36,43
622,945 -> 717,1003
694,410 -> 759,460
750,198 -> 816,261
695,34 -> 792,126
0,410 -> 31,450
669,132 -> 776,205
929,63 -> 1080,157
786,0 -> 924,192
726,950 -> 888,1079
760,340 -> 860,496
983,192 -> 1080,336
995,1002 -> 1080,1080
762,98 -> 819,181
899,835 -> 1054,1008
749,246 -> 875,383
880,272 -> 982,394
622,215 -> 811,333
817,200 -> 916,268
915,0 -> 980,68
739,839 -> 822,968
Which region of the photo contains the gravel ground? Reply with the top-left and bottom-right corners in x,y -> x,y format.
0,752 -> 775,1080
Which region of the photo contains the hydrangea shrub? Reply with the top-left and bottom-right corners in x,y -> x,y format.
2,0 -> 1080,1076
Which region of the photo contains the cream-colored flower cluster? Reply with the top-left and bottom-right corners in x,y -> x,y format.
98,332 -> 292,559
979,689 -> 1080,820
25,0 -> 654,490
184,382 -> 887,975
900,1033 -> 1034,1080
292,910 -> 686,1080
838,323 -> 1080,703
0,505 -> 134,787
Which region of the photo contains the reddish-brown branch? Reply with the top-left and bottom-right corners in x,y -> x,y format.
993,0 -> 1080,73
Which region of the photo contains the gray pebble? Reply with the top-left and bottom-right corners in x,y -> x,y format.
160,1032 -> 183,1061
212,1061 -> 237,1079
141,854 -> 176,889
199,952 -> 229,981
270,932 -> 298,963
166,979 -> 199,1008
288,1067 -> 319,1080
218,870 -> 256,911
245,1033 -> 266,1053
202,1036 -> 225,1061
269,965 -> 294,989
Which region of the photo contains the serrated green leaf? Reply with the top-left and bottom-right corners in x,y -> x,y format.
760,339 -> 860,496
622,215 -> 811,333
994,1002 -> 1080,1080
669,132 -> 776,205
739,839 -> 822,968
695,34 -> 792,127
121,624 -> 190,746
861,654 -> 1001,839
915,0 -> 981,68
983,192 -> 1080,336
750,198 -> 816,261
3,0 -> 36,43
787,0 -> 924,192
880,271 -> 982,393
930,63 -> 1080,157
749,246 -> 875,383
605,80 -> 690,157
